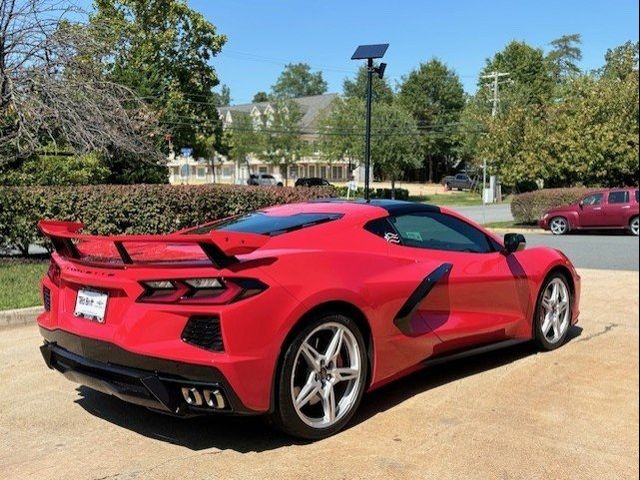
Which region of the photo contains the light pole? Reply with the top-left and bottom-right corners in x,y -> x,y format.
351,44 -> 388,202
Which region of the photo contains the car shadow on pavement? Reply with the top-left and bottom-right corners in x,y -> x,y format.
73,326 -> 582,453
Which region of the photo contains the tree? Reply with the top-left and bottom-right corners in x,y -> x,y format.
371,102 -> 422,195
317,97 -> 362,168
252,91 -> 270,103
343,65 -> 394,104
398,59 -> 466,182
601,41 -> 639,81
480,41 -> 554,109
213,85 -> 232,107
271,63 -> 327,98
547,34 -> 583,81
259,99 -> 307,185
224,111 -> 262,174
91,0 -> 227,157
317,97 -> 421,196
0,0 -> 158,164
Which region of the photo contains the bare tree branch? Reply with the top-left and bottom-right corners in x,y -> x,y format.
1,0 -> 160,164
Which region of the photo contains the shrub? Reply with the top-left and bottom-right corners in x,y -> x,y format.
0,184 -> 336,255
511,187 -> 591,224
334,186 -> 410,201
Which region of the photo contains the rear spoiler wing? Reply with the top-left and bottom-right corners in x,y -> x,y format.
37,220 -> 269,268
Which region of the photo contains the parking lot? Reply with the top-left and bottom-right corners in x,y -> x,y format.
0,268 -> 637,480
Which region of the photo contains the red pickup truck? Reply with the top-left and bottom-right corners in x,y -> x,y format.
539,188 -> 639,236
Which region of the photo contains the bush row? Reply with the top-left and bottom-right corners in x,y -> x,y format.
333,186 -> 410,201
0,184 -> 336,255
511,187 -> 590,224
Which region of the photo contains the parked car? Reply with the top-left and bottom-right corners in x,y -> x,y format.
295,177 -> 332,187
247,173 -> 283,187
38,200 -> 580,439
539,188 -> 639,236
442,173 -> 474,191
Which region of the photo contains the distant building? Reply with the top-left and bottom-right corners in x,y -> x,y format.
167,94 -> 370,185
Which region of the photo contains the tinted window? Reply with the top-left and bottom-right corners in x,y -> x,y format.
583,193 -> 603,206
455,174 -> 467,180
189,213 -> 342,236
635,190 -> 639,203
388,212 -> 493,253
608,191 -> 629,204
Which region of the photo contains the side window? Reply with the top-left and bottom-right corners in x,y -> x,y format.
582,193 -> 603,206
635,190 -> 639,203
388,212 -> 494,253
364,218 -> 401,244
608,191 -> 629,204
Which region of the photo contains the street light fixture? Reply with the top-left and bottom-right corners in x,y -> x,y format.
351,43 -> 389,202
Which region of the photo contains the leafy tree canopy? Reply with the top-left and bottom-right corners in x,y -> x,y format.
271,63 -> 328,98
547,33 -> 583,81
91,0 -> 227,157
600,40 -> 639,81
397,59 -> 466,181
343,65 -> 394,104
252,91 -> 270,103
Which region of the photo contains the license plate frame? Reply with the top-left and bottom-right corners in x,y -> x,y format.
74,288 -> 109,323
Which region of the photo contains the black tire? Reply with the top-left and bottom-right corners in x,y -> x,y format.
534,272 -> 572,351
629,216 -> 639,236
269,313 -> 368,440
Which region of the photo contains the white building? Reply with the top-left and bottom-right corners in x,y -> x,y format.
167,94 -> 370,186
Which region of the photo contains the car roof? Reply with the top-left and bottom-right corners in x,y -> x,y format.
262,199 -> 440,219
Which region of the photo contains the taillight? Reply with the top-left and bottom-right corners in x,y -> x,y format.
138,277 -> 267,305
47,259 -> 61,286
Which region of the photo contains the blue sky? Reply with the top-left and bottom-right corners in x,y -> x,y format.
191,0 -> 638,104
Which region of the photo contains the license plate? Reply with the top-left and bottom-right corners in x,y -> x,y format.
74,289 -> 108,323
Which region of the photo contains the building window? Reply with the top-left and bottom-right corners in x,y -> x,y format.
308,165 -> 316,177
290,165 -> 298,178
320,166 -> 327,179
259,166 -> 269,174
180,165 -> 189,178
197,168 -> 206,179
222,166 -> 233,177
332,166 -> 343,180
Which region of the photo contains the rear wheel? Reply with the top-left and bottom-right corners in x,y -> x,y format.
549,216 -> 569,235
270,313 -> 368,439
630,216 -> 639,236
534,274 -> 572,351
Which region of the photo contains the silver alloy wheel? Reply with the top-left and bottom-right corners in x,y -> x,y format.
549,217 -> 568,235
540,278 -> 571,344
290,322 -> 362,429
631,217 -> 639,236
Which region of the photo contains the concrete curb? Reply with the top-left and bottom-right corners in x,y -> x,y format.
0,306 -> 42,330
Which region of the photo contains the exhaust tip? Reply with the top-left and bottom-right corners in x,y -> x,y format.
203,389 -> 226,409
181,387 -> 203,406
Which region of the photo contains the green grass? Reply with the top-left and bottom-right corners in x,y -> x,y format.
0,259 -> 48,310
482,221 -> 539,229
410,192 -> 484,206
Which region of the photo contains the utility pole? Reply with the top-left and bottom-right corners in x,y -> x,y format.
480,71 -> 509,223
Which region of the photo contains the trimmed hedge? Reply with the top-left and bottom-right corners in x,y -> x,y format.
511,187 -> 590,224
334,186 -> 410,201
0,184 -> 336,255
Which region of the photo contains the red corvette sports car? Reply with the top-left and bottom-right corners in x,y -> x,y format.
38,200 -> 580,439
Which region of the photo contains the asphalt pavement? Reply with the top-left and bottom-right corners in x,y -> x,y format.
452,203 -> 513,224
524,232 -> 639,271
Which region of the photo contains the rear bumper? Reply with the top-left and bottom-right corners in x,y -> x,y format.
39,327 -> 260,416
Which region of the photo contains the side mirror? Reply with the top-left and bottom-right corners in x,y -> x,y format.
578,200 -> 584,209
504,233 -> 526,254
